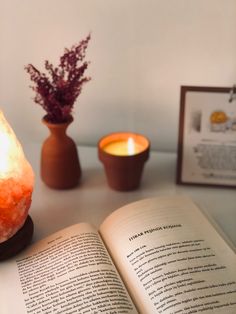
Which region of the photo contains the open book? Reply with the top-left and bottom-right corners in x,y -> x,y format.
0,195 -> 235,314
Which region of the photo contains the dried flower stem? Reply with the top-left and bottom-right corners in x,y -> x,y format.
25,34 -> 91,123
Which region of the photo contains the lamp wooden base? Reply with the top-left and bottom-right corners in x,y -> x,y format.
0,216 -> 34,261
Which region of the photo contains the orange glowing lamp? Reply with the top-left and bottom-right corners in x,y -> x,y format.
0,110 -> 34,260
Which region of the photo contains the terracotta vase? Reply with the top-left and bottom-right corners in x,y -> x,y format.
41,116 -> 81,189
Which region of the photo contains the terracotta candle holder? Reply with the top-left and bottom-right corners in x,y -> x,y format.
98,132 -> 150,191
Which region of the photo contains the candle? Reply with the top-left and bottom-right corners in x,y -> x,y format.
100,132 -> 149,156
98,132 -> 150,191
0,110 -> 34,247
103,137 -> 143,156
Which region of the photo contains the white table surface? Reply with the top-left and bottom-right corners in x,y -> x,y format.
26,143 -> 236,250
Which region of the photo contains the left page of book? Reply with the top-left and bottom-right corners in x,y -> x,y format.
0,223 -> 137,314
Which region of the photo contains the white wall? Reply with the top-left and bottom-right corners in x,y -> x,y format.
1,0 -> 236,152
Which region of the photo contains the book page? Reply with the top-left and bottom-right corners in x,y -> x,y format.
0,223 -> 137,314
99,196 -> 236,314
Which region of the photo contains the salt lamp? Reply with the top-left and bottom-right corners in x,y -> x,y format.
0,110 -> 34,260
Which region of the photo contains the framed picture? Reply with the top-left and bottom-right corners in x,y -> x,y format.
176,85 -> 236,188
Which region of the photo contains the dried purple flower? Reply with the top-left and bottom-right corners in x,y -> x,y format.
25,34 -> 91,123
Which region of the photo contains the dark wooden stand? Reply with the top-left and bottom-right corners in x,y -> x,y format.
0,216 -> 34,261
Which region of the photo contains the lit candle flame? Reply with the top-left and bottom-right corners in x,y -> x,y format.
128,137 -> 135,155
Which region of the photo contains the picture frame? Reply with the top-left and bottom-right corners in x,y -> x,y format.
176,85 -> 236,188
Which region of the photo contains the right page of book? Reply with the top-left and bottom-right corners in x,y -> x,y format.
99,195 -> 236,314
